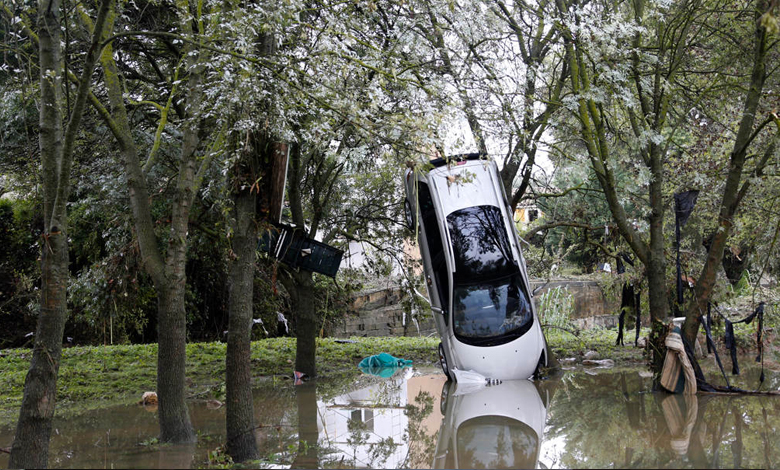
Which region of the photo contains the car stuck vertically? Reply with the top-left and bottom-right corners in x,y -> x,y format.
404,153 -> 549,381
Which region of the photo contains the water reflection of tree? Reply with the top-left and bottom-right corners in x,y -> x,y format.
402,390 -> 437,469
337,409 -> 400,468
251,384 -> 298,464
542,370 -> 780,469
339,389 -> 437,469
319,375 -> 410,468
292,382 -> 319,469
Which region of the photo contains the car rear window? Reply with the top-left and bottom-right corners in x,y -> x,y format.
446,205 -> 516,281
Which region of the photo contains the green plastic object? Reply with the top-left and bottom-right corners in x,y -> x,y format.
358,353 -> 413,378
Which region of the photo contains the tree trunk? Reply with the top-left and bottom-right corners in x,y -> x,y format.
288,270 -> 318,377
647,148 -> 669,372
283,142 -> 320,378
156,283 -> 196,443
225,161 -> 260,462
91,0 -> 210,442
10,0 -> 110,465
557,0 -> 682,374
683,6 -> 769,345
646,254 -> 668,371
9,232 -> 67,468
11,3 -> 66,464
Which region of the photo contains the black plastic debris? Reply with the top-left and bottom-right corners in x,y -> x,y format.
674,190 -> 699,304
709,302 -> 766,379
258,224 -> 344,278
724,319 -> 739,375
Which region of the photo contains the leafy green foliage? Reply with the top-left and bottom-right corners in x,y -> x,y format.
0,198 -> 40,347
538,285 -> 577,342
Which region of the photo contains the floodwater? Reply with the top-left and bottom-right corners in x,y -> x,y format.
1,361 -> 778,469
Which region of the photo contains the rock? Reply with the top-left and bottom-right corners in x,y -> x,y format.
638,371 -> 654,379
583,350 -> 600,360
560,357 -> 577,363
139,391 -> 158,406
206,399 -> 223,410
139,391 -> 158,412
582,359 -> 615,367
637,337 -> 647,349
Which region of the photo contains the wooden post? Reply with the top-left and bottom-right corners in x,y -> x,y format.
259,142 -> 289,224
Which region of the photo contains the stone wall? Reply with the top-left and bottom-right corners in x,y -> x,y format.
530,279 -> 621,329
331,278 -> 625,338
329,287 -> 437,338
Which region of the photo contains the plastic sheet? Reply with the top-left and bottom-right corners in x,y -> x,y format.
358,352 -> 413,378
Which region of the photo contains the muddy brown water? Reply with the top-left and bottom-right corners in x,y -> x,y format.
0,360 -> 778,469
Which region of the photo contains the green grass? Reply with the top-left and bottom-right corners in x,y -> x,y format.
547,326 -> 649,363
0,336 -> 440,425
0,331 -> 652,426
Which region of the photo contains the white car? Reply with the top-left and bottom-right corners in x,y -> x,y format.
404,154 -> 549,380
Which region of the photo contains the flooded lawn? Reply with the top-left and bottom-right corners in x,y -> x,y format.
1,362 -> 778,468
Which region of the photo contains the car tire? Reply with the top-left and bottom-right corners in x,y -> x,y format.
404,198 -> 416,231
440,380 -> 450,415
438,342 -> 452,380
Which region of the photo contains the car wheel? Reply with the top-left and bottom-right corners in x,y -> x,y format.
440,379 -> 450,415
404,198 -> 416,231
438,342 -> 451,380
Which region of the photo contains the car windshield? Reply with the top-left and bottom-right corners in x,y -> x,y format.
452,273 -> 533,343
446,205 -> 516,282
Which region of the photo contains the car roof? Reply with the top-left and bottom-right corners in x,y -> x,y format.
428,159 -> 503,217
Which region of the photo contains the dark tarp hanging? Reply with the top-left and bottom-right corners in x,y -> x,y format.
674,190 -> 699,304
615,253 -> 637,347
706,303 -> 713,354
724,319 -> 739,375
675,190 -> 700,228
676,306 -> 775,395
705,302 -> 765,381
634,284 -> 641,346
698,314 -> 731,388
616,283 -> 632,346
727,302 -> 766,380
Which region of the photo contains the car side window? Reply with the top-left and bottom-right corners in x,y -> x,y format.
418,182 -> 450,321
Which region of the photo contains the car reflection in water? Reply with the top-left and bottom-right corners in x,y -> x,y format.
433,379 -> 548,469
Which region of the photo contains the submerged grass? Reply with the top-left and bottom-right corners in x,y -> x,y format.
0,329 -> 664,426
0,336 -> 440,426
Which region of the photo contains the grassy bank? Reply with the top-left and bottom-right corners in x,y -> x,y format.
0,330 -> 652,426
0,336 -> 440,425
5,324 -> 773,427
546,327 -> 648,363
